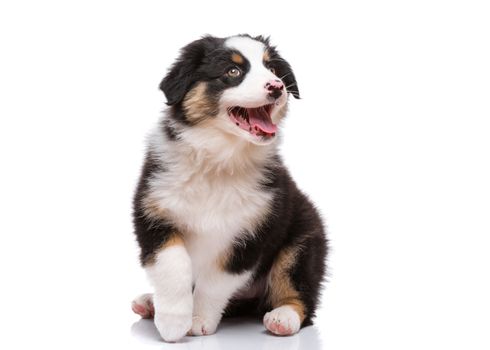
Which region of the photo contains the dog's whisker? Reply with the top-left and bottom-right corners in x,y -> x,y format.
267,58 -> 287,63
279,72 -> 294,80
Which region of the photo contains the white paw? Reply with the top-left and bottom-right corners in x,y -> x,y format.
154,312 -> 192,342
188,315 -> 219,336
131,293 -> 154,319
263,305 -> 301,336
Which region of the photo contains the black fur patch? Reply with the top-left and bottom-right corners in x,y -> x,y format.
132,153 -> 176,265
162,119 -> 178,141
159,36 -> 225,106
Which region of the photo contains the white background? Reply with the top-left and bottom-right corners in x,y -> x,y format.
1,1 -> 489,349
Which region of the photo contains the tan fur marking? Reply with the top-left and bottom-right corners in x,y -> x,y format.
144,233 -> 184,266
231,53 -> 244,64
142,196 -> 167,220
263,50 -> 270,62
182,82 -> 216,123
267,247 -> 306,323
216,251 -> 228,271
163,234 -> 184,247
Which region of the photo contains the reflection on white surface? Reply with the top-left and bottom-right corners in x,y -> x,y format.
131,317 -> 322,349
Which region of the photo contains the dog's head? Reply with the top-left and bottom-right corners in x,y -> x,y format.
160,34 -> 299,145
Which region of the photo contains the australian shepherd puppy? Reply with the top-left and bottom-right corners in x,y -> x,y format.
131,34 -> 327,342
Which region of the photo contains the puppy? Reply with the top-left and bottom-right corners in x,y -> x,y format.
131,34 -> 327,342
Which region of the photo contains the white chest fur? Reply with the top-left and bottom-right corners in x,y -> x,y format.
146,122 -> 275,271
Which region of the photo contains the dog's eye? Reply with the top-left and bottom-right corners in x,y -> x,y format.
269,67 -> 276,75
227,68 -> 241,77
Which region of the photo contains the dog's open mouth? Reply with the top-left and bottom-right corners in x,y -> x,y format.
227,104 -> 277,138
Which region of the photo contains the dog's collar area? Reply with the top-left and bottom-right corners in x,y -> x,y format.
227,104 -> 277,138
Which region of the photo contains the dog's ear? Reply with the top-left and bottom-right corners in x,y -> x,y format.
159,37 -> 214,105
266,45 -> 300,99
277,58 -> 300,99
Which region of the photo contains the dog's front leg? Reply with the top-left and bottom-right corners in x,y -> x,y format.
190,267 -> 251,336
145,235 -> 193,342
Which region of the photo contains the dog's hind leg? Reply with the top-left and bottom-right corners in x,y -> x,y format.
263,246 -> 306,336
131,293 -> 154,319
264,233 -> 326,336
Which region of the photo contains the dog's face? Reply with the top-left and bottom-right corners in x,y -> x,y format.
160,35 -> 299,145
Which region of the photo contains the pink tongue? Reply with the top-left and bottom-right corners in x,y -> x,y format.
248,107 -> 277,133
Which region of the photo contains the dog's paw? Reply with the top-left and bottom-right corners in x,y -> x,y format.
131,293 -> 154,319
188,315 -> 219,336
263,305 -> 301,336
154,312 -> 192,343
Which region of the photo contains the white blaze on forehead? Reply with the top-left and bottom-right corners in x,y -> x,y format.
225,36 -> 266,66
222,36 -> 279,109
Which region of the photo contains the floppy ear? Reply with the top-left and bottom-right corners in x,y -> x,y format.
265,44 -> 300,99
159,37 -> 211,105
282,61 -> 300,99
278,58 -> 300,99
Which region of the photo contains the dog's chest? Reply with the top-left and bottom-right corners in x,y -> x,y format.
150,159 -> 273,240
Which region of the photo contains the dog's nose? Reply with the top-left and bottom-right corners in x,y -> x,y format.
265,80 -> 284,100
